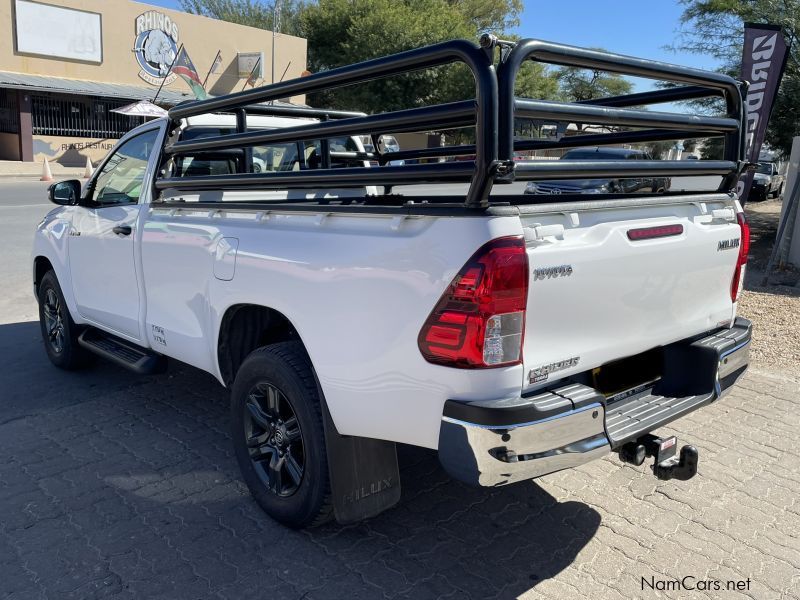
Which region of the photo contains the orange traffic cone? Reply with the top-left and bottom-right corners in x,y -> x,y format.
83,156 -> 94,179
40,157 -> 53,182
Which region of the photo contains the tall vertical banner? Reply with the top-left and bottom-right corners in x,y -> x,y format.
737,23 -> 790,204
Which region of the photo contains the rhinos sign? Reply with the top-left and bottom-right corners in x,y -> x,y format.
736,24 -> 790,203
133,11 -> 180,86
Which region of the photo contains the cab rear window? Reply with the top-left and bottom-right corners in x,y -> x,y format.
172,128 -> 362,176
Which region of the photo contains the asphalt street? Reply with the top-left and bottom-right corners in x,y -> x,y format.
0,182 -> 55,324
1,179 -> 798,599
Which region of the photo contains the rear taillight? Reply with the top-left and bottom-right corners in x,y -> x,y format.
418,236 -> 529,368
731,212 -> 750,302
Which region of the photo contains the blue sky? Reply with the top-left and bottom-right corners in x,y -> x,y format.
141,0 -> 719,93
515,1 -> 717,71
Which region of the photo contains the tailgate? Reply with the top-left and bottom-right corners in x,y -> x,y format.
520,195 -> 741,393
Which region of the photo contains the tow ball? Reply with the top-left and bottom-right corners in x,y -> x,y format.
618,434 -> 699,481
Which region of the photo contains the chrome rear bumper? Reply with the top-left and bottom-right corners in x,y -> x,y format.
438,318 -> 752,487
439,400 -> 609,486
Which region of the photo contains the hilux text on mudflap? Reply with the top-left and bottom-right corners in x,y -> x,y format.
33,35 -> 752,528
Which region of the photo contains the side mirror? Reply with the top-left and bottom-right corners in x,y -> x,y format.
48,180 -> 82,206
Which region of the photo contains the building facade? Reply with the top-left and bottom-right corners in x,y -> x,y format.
0,0 -> 307,164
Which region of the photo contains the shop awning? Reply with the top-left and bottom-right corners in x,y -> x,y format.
0,71 -> 192,106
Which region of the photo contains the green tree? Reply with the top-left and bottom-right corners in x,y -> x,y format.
181,0 -> 557,114
555,63 -> 633,102
673,0 -> 799,157
180,0 -> 305,36
700,137 -> 724,160
446,0 -> 524,32
551,59 -> 633,134
648,140 -> 674,159
300,0 -> 542,113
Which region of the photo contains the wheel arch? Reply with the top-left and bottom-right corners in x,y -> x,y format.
33,255 -> 55,296
216,303 -> 308,387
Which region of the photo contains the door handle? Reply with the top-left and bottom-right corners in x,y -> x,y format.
113,225 -> 133,236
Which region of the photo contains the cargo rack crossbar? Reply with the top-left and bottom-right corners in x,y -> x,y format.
156,35 -> 746,209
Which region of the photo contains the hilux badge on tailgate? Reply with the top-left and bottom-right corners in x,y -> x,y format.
529,357 -> 580,384
718,238 -> 740,251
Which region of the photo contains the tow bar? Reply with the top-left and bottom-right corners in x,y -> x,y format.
618,434 -> 699,481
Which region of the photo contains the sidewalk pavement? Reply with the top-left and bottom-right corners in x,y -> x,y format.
0,160 -> 85,179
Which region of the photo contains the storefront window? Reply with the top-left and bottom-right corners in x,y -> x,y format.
0,89 -> 19,134
31,93 -> 143,138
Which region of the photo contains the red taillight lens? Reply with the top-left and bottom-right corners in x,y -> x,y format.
731,213 -> 750,302
418,236 -> 529,368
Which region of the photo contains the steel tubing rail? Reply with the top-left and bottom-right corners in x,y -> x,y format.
579,85 -> 723,108
166,101 -> 476,154
513,159 -> 736,180
155,161 -> 476,191
375,128 -> 721,165
513,129 -> 720,152
236,104 -> 366,119
514,99 -> 738,132
497,39 -> 744,163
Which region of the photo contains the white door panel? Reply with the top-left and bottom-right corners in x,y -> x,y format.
69,205 -> 141,338
66,126 -> 162,342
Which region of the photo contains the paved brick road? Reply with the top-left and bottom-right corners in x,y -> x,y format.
1,319 -> 799,599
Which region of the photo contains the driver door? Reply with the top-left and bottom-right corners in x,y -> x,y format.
68,127 -> 161,341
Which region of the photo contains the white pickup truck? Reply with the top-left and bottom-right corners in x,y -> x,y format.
32,37 -> 752,528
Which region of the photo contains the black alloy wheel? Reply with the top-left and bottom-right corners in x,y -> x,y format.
37,270 -> 92,370
244,382 -> 305,497
231,342 -> 332,528
42,287 -> 66,354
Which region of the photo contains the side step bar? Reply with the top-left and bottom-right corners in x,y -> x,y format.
78,328 -> 167,375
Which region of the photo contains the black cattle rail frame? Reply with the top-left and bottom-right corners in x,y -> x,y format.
155,34 -> 748,210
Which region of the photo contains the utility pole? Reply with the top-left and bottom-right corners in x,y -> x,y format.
272,0 -> 282,84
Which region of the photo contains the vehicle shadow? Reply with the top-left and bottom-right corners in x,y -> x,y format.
0,320 -> 600,599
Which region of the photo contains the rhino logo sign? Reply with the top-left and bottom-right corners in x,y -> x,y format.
133,11 -> 180,86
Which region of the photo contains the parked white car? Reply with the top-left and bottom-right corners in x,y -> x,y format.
750,161 -> 784,200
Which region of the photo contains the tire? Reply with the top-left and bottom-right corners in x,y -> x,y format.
230,342 -> 333,528
37,270 -> 93,370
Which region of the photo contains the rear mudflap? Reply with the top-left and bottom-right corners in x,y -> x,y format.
321,402 -> 401,524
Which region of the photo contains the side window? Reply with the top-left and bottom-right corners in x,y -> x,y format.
92,129 -> 160,205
